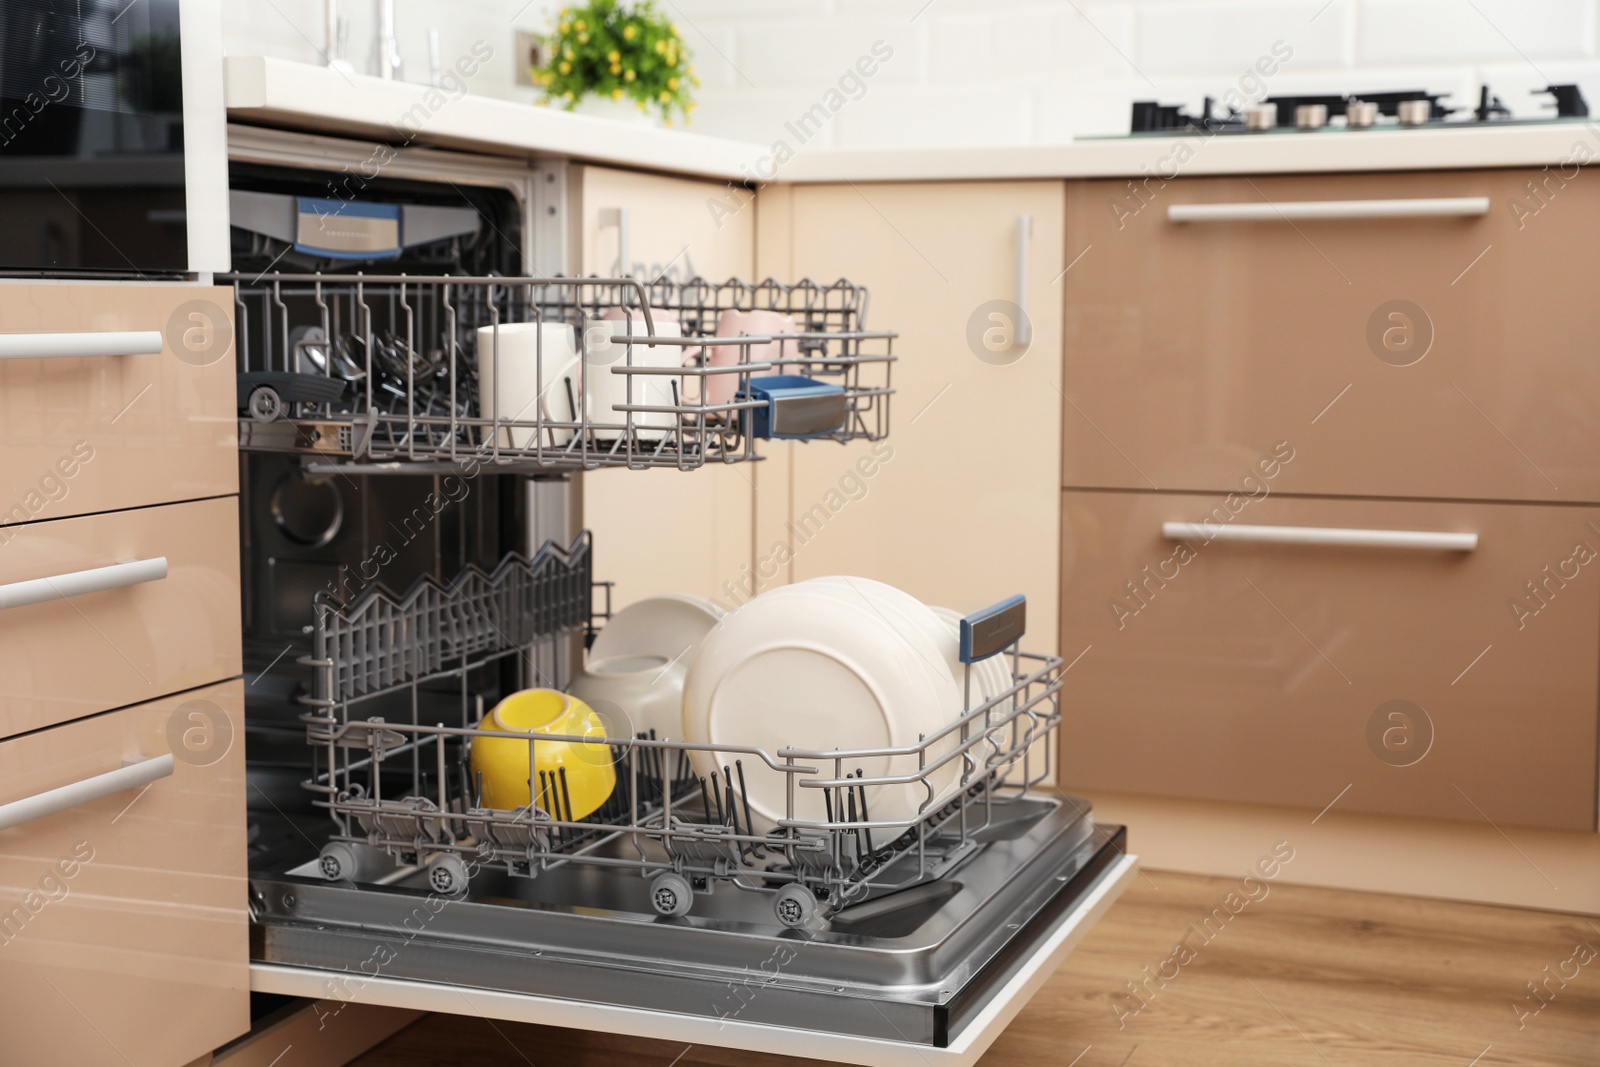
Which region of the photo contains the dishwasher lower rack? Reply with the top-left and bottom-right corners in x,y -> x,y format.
249,538 -> 1131,1062
294,538 -> 1066,926
226,273 -> 894,473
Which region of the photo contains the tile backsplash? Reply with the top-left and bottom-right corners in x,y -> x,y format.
227,1 -> 1600,147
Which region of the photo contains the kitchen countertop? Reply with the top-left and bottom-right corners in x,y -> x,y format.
225,55 -> 1600,183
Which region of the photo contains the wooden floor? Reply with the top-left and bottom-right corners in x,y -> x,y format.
349,870 -> 1600,1066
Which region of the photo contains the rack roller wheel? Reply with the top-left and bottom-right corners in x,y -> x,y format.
650,872 -> 694,917
247,385 -> 283,423
318,842 -> 359,882
427,854 -> 470,896
773,884 -> 818,928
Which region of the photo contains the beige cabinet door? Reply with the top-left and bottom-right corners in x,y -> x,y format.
767,182 -> 1064,650
1063,169 -> 1600,503
1059,488 -> 1600,831
571,164 -> 755,609
0,680 -> 249,1066
0,282 -> 238,526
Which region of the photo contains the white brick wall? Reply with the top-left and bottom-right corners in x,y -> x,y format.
226,1 -> 1600,147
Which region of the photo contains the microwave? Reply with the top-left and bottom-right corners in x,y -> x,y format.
0,0 -> 227,276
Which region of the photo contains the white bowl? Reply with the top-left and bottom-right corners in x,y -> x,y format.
568,653 -> 687,742
590,593 -> 725,667
682,588 -> 961,832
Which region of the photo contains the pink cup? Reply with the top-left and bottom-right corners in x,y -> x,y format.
710,309 -> 799,409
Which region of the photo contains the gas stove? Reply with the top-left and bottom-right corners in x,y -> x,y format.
1128,83 -> 1589,135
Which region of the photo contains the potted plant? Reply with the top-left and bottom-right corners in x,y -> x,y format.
533,0 -> 699,126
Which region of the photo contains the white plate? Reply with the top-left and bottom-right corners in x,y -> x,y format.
930,605 -> 1016,717
590,594 -> 725,671
681,589 -> 961,831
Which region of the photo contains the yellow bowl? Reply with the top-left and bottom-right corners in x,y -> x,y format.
469,689 -> 617,820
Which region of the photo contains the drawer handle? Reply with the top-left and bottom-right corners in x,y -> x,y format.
1161,522 -> 1478,552
0,753 -> 175,832
0,330 -> 164,360
0,557 -> 169,611
1167,197 -> 1490,223
1015,214 -> 1032,346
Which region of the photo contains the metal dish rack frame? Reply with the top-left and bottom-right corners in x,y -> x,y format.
301,535 -> 1065,926
226,273 -> 895,473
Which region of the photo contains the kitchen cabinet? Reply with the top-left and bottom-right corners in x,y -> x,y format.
1059,488 -> 1600,831
572,164 -> 756,609
0,680 -> 248,1067
760,181 -> 1065,651
0,496 -> 242,738
1063,168 -> 1600,504
0,283 -> 238,527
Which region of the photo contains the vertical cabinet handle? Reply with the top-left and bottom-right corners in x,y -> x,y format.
1015,214 -> 1032,346
0,754 -> 176,831
0,330 -> 164,360
600,206 -> 631,278
0,557 -> 169,612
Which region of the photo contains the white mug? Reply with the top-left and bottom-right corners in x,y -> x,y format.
585,309 -> 684,442
475,321 -> 580,449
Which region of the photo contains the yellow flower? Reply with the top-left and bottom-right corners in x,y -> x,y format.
563,46 -> 573,59
687,101 -> 697,112
663,117 -> 673,127
667,77 -> 679,90
564,91 -> 575,102
559,20 -> 569,33
609,62 -> 621,74
608,50 -> 620,62
623,24 -> 636,40
558,60 -> 571,74
611,87 -> 624,100
623,68 -> 635,81
574,18 -> 586,31
654,39 -> 666,54
658,89 -> 671,102
670,23 -> 680,38
578,32 -> 588,43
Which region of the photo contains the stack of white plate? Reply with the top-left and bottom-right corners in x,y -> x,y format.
681,577 -> 1005,833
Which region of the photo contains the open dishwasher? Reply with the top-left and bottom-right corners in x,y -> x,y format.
228,144 -> 1132,1067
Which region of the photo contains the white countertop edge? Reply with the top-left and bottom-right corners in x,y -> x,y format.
782,121 -> 1600,182
223,55 -> 766,181
225,56 -> 1600,183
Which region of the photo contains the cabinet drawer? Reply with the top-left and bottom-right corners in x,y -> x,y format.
1059,489 -> 1600,830
0,680 -> 248,1067
0,283 -> 237,525
1063,168 -> 1600,503
0,496 -> 241,738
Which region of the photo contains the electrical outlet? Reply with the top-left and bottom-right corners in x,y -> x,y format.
514,30 -> 544,87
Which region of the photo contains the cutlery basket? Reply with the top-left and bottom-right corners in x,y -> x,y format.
299,537 -> 1064,927
225,273 -> 895,473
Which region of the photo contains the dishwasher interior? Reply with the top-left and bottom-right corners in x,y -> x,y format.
229,141 -> 1129,1063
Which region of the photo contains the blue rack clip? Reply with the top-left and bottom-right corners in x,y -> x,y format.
959,595 -> 1027,664
739,375 -> 847,439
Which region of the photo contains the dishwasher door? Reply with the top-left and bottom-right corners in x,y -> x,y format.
248,796 -> 1133,1067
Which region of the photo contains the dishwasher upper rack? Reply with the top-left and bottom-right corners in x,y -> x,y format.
299,544 -> 1063,926
225,272 -> 895,474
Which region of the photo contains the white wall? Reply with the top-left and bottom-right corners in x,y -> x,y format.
227,1 -> 1600,147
